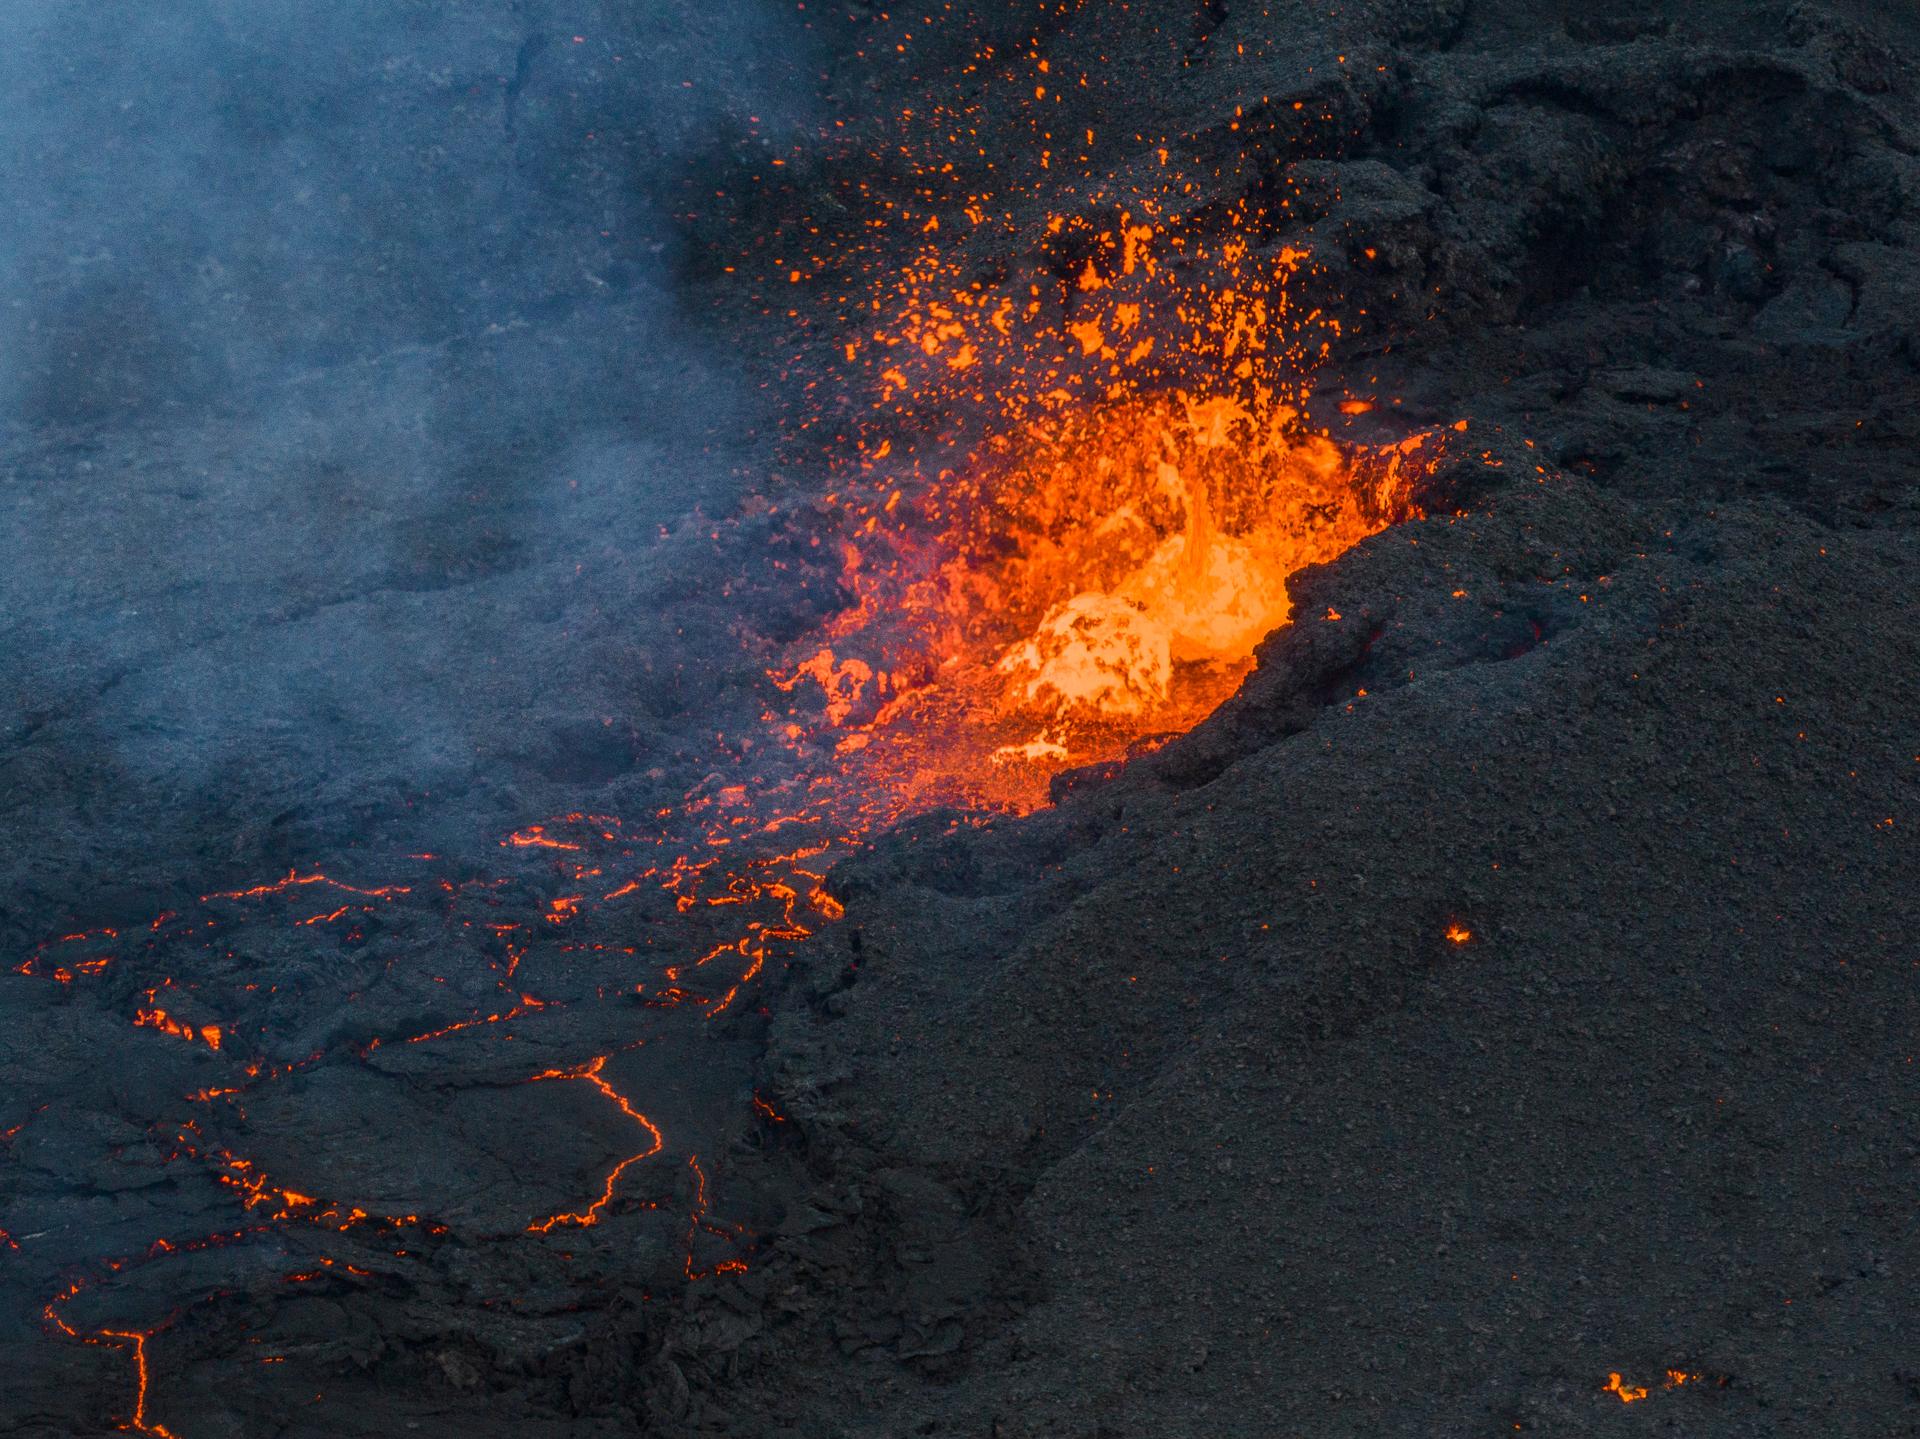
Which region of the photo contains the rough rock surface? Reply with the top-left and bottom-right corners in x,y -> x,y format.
663,1 -> 1920,1433
3,1 -> 1917,1436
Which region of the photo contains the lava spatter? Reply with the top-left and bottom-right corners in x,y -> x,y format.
762,210 -> 1454,814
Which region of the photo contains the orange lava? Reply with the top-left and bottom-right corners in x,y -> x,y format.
685,1154 -> 750,1280
133,1009 -> 222,1051
1604,1372 -> 1650,1403
526,1056 -> 665,1232
201,869 -> 409,904
15,925 -> 120,982
99,1330 -> 178,1438
771,207 -> 1450,816
403,994 -> 552,1045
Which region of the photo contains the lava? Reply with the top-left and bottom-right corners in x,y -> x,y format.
133,1009 -> 222,1051
402,994 -> 553,1045
99,1330 -> 177,1439
15,19 -> 1458,1431
1603,1372 -> 1650,1403
526,1055 -> 665,1233
16,926 -> 121,982
684,1154 -> 750,1280
764,206 -> 1452,814
200,869 -> 410,904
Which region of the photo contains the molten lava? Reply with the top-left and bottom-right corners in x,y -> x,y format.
525,1055 -> 665,1233
773,211 -> 1449,813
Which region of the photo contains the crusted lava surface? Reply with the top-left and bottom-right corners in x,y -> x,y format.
3,1 -> 1918,1436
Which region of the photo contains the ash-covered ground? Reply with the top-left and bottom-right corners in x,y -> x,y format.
3,1 -> 1918,1436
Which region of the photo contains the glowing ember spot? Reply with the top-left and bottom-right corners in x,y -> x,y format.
1604,1373 -> 1650,1403
133,1009 -> 223,1051
770,648 -> 874,726
1444,923 -> 1472,945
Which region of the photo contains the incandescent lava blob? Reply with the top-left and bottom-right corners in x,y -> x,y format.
770,208 -> 1453,814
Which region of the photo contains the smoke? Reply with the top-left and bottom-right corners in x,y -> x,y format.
0,1 -> 825,898
0,0 -> 813,419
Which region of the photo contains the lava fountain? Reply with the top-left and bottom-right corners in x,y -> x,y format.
769,205 -> 1452,814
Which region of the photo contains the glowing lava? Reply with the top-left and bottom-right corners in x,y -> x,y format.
100,1330 -> 177,1439
1604,1372 -> 1650,1403
526,1055 -> 665,1233
770,210 -> 1451,815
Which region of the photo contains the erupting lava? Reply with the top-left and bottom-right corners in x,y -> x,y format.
772,208 -> 1450,812
11,21 -> 1464,1435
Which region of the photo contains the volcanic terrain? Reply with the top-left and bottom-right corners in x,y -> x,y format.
2,1 -> 1917,1436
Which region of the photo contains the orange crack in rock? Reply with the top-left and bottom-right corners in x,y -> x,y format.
684,1154 -> 750,1279
526,1056 -> 665,1233
99,1330 -> 178,1439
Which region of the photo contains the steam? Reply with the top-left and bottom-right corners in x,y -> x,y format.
0,0 -> 813,426
0,1 -> 823,887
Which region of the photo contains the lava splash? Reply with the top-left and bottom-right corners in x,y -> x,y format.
771,208 -> 1452,814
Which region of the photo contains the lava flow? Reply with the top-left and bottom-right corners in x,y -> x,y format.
11,26 -> 1459,1436
525,1055 -> 665,1233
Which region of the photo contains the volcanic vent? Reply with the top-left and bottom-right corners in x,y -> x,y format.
765,204 -> 1454,813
